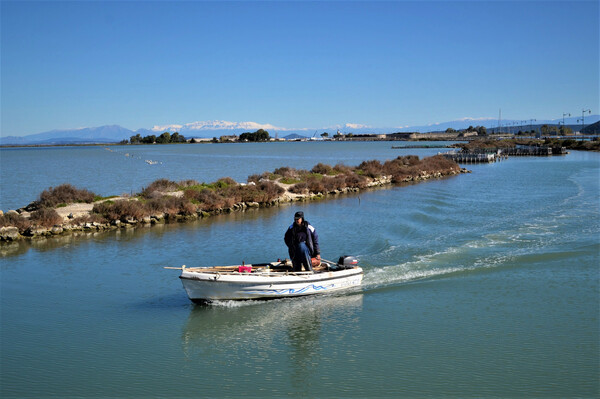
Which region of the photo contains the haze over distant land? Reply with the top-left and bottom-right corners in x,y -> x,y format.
1,1 -> 598,139
1,116 -> 598,145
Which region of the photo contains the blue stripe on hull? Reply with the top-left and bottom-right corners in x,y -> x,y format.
244,283 -> 337,296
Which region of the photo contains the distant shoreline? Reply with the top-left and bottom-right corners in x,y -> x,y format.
2,135 -> 598,149
0,139 -> 457,149
0,142 -> 126,149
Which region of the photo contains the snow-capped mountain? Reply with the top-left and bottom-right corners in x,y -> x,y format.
2,116 -> 598,145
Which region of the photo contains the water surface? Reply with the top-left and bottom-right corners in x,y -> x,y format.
1,144 -> 598,398
0,141 -> 453,211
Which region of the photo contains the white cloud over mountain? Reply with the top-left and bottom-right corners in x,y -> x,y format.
148,118 -> 505,137
427,117 -> 496,126
152,120 -> 288,132
344,123 -> 372,129
458,117 -> 496,122
150,120 -> 382,134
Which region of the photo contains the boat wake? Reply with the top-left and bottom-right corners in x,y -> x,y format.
359,214 -> 571,291
361,248 -> 505,291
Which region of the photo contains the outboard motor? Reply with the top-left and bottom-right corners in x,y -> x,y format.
337,255 -> 359,269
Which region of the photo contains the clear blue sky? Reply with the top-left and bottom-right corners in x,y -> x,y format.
1,0 -> 598,136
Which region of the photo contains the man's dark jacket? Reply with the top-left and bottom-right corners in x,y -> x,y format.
284,220 -> 320,260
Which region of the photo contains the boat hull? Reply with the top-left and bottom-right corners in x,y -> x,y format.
180,267 -> 363,302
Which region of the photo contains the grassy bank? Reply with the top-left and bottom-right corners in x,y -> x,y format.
0,155 -> 464,242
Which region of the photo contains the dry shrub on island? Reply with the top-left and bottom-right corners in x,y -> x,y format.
29,208 -> 63,228
0,213 -> 31,233
343,173 -> 368,189
181,178 -> 283,210
140,179 -> 179,198
0,209 -> 63,232
356,160 -> 384,178
247,172 -> 273,183
323,175 -> 348,192
323,175 -> 349,191
289,180 -> 326,195
92,200 -> 147,222
311,163 -> 334,175
288,181 -> 308,194
178,179 -> 201,188
255,181 -> 285,201
141,179 -> 204,199
225,181 -> 284,203
184,189 -> 227,211
144,197 -> 170,215
356,156 -> 419,178
273,167 -> 297,179
214,177 -> 237,188
381,156 -> 419,182
290,156 -> 458,194
249,167 -> 324,186
305,176 -> 326,194
38,184 -> 96,208
151,196 -> 197,216
333,163 -> 353,175
290,173 -> 364,194
70,213 -> 107,225
417,155 -> 460,174
92,197 -> 197,220
389,156 -> 458,182
182,188 -> 202,203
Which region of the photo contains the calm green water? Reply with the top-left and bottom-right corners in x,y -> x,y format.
1,143 -> 599,398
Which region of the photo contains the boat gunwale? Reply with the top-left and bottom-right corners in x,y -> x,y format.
180,268 -> 364,285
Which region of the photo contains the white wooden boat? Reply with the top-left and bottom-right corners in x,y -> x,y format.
171,257 -> 363,303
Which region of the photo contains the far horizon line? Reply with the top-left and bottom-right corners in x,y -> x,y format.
4,114 -> 599,139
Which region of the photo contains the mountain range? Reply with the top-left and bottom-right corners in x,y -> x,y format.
0,125 -> 152,146
2,116 -> 598,145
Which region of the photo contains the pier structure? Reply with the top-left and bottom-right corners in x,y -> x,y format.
501,146 -> 552,156
441,150 -> 504,164
441,145 -> 565,164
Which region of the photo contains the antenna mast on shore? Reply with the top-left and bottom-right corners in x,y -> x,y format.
579,108 -> 591,133
498,108 -> 502,133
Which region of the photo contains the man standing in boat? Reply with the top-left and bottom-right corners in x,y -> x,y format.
284,211 -> 320,272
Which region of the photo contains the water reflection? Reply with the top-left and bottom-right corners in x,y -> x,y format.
0,205 -> 286,258
287,299 -> 323,390
180,293 -> 364,363
180,293 -> 364,393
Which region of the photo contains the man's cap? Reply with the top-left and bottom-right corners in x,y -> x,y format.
294,211 -> 304,220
